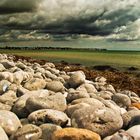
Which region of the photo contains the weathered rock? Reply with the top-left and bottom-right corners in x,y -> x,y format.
10,124 -> 42,140
126,125 -> 140,140
0,90 -> 17,106
16,61 -> 26,69
12,90 -> 49,118
98,91 -> 113,100
1,60 -> 15,69
122,110 -> 140,128
0,110 -> 21,135
28,109 -> 69,126
0,80 -> 11,94
24,78 -> 46,91
40,123 -> 62,140
26,92 -> 67,112
67,90 -> 90,103
66,103 -> 91,117
127,115 -> 140,128
112,93 -> 131,108
0,126 -> 9,140
68,71 -> 86,88
0,102 -> 11,111
71,98 -> 105,108
52,128 -> 101,140
71,106 -> 123,138
46,81 -> 65,92
0,72 -> 14,82
0,63 -> 5,72
95,77 -> 107,83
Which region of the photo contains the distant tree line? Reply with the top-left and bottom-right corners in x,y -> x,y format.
0,46 -> 107,51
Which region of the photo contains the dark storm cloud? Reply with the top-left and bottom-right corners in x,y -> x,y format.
0,0 -> 140,41
0,0 -> 40,14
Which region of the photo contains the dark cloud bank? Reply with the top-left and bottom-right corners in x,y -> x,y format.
0,0 -> 140,41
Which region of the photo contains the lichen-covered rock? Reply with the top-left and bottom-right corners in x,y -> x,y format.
1,60 -> 15,69
10,124 -> 42,140
28,109 -> 69,126
71,106 -> 123,138
0,63 -> 5,72
26,92 -> 67,112
0,110 -> 22,135
52,128 -> 101,140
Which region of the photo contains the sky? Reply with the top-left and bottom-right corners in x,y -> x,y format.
0,0 -> 140,45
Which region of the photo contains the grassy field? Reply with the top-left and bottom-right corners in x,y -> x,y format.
0,49 -> 140,69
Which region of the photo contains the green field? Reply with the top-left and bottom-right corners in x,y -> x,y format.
0,49 -> 140,69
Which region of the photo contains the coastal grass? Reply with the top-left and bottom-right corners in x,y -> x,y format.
0,49 -> 140,69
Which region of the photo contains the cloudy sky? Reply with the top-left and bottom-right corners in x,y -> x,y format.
0,0 -> 140,42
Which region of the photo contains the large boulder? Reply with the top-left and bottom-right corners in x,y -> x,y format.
71,106 -> 123,138
52,128 -> 101,140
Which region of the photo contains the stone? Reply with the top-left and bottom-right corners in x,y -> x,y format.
126,125 -> 140,140
0,110 -> 22,135
131,103 -> 140,109
66,90 -> 90,103
71,106 -> 123,138
24,78 -> 46,91
0,72 -> 14,82
40,123 -> 62,140
1,60 -> 15,69
0,126 -> 9,140
16,61 -> 26,69
112,93 -> 131,108
127,115 -> 140,128
66,103 -> 91,117
0,80 -> 11,94
122,110 -> 140,129
52,128 -> 101,140
95,77 -> 107,83
46,81 -> 65,92
0,90 -> 17,106
68,71 -> 86,88
28,109 -> 69,126
0,63 -> 5,72
10,124 -> 42,140
71,98 -> 105,108
12,90 -> 49,118
26,92 -> 67,112
0,102 -> 11,111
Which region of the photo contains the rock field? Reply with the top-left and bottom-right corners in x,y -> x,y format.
0,53 -> 140,140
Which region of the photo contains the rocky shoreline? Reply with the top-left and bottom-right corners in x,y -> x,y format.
0,53 -> 140,140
